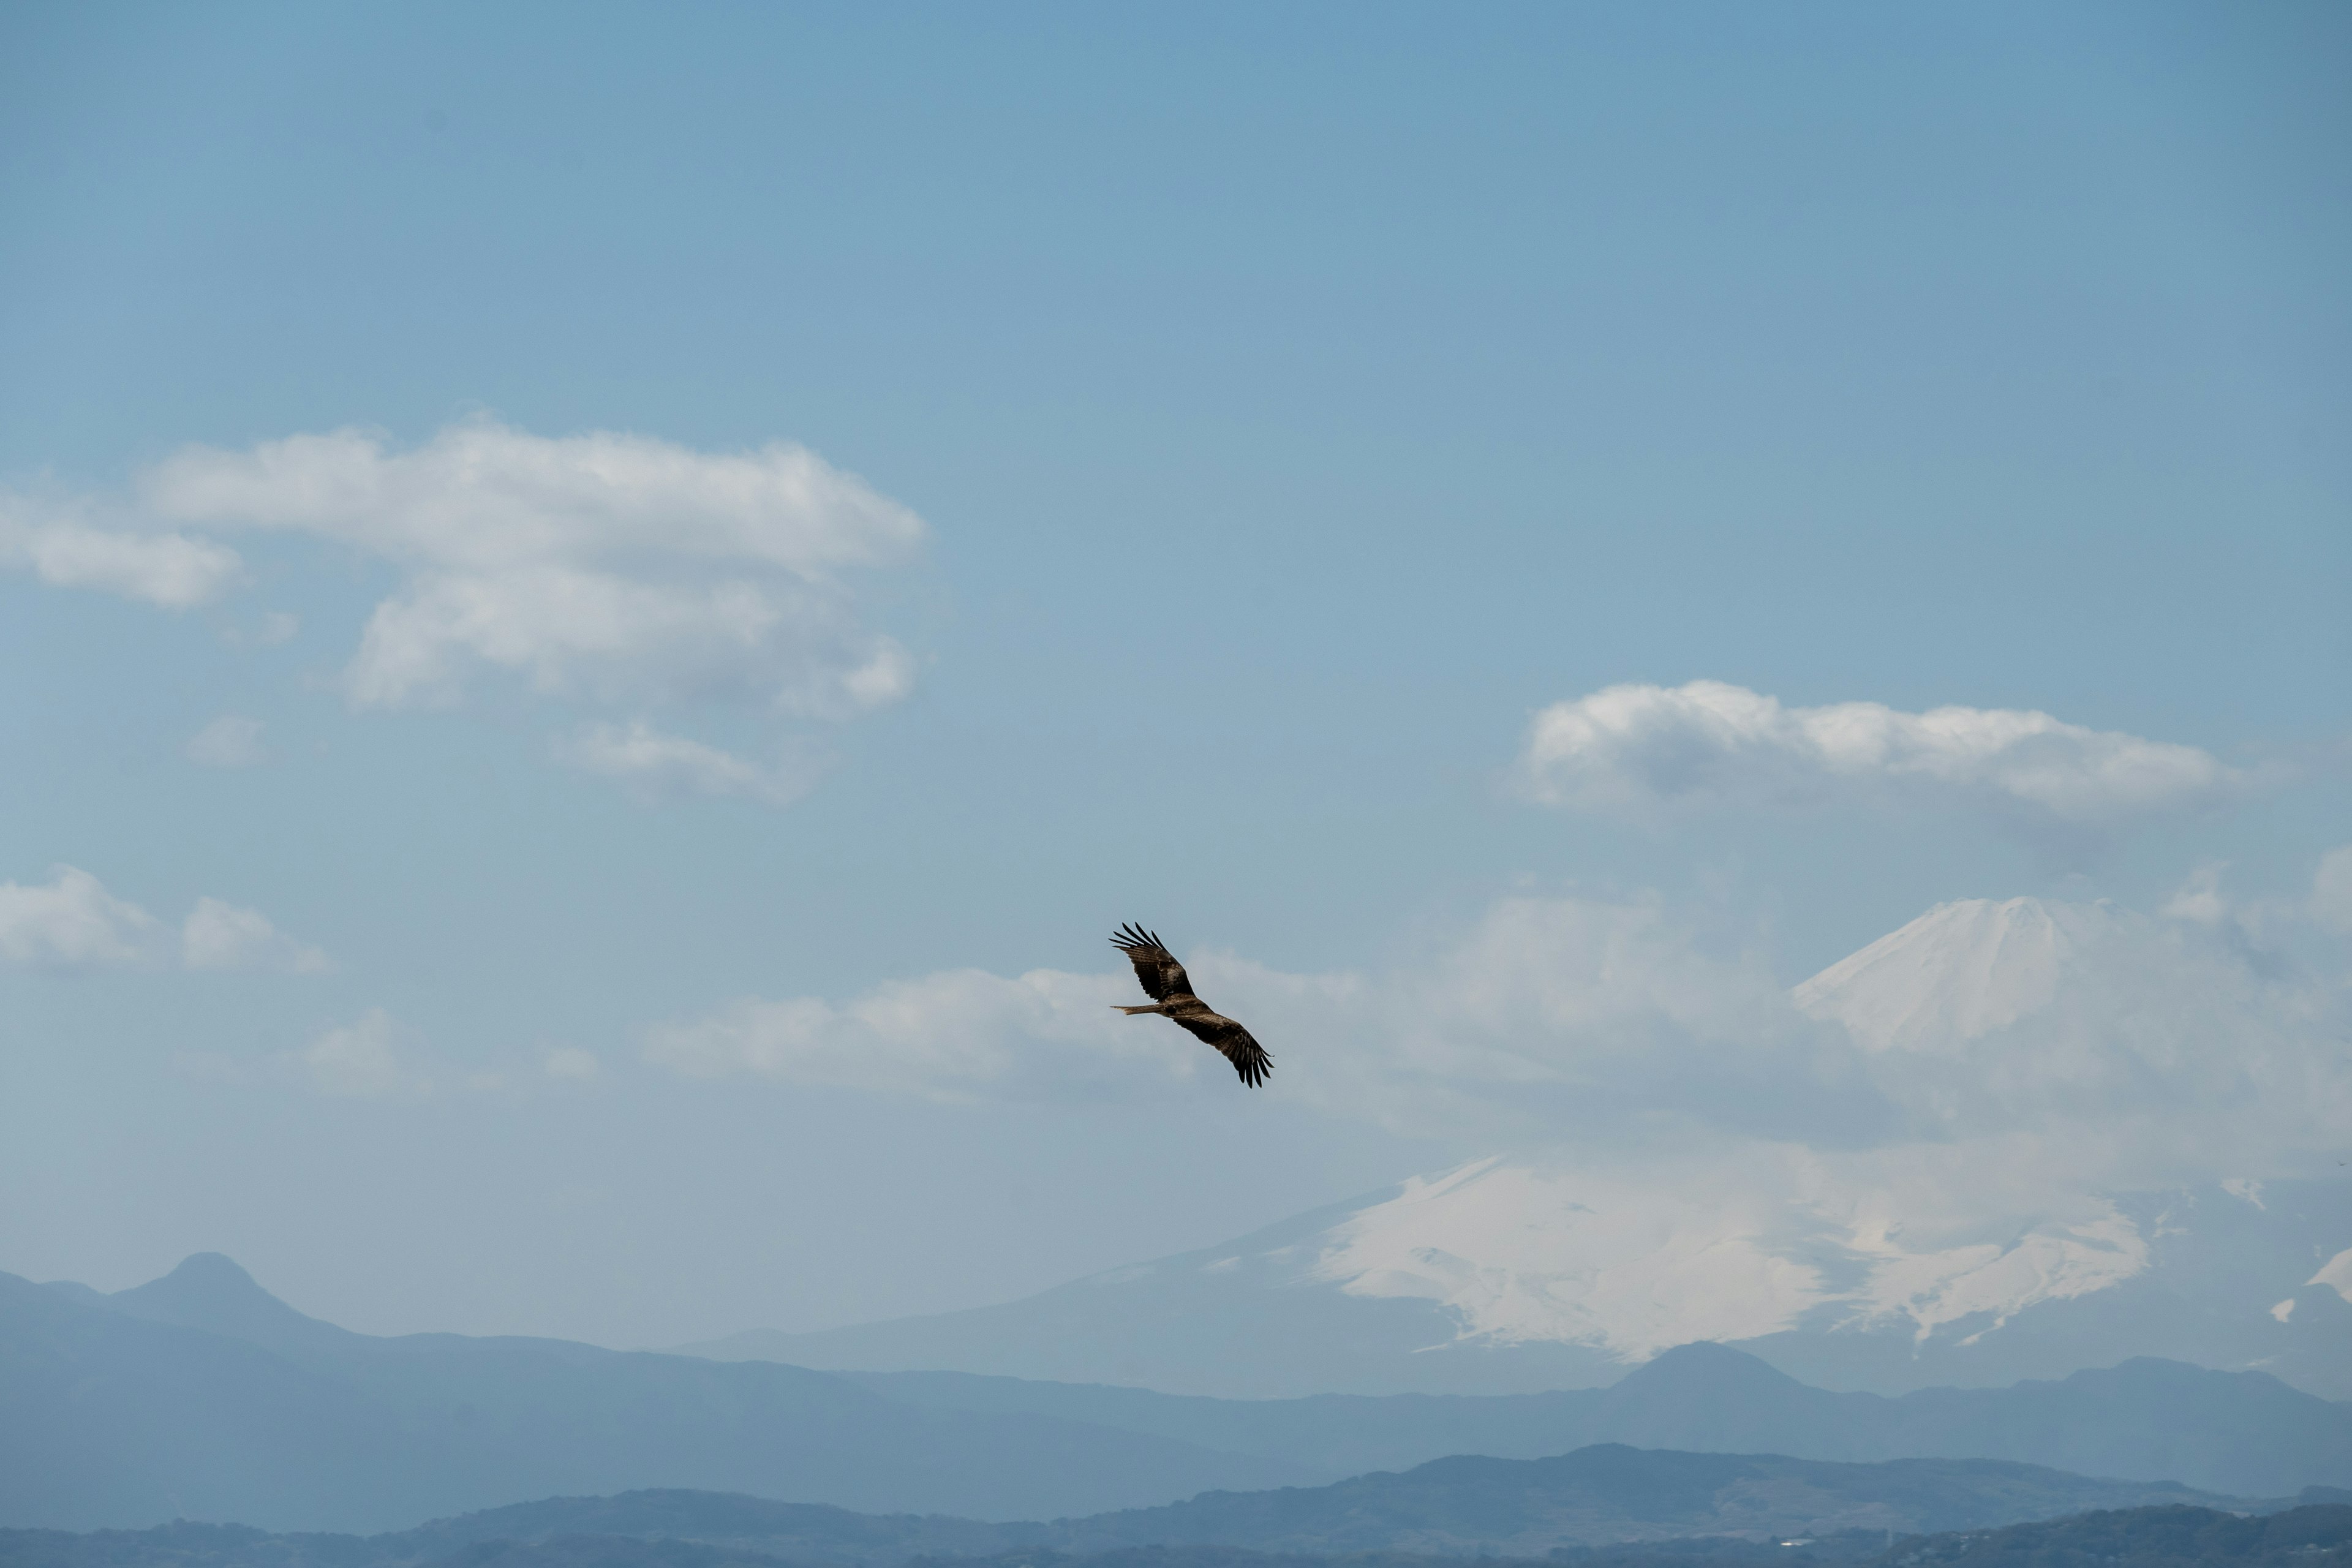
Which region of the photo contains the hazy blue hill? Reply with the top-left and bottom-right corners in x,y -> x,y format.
0,1267 -> 1321,1531
420,1542 -> 794,1568
670,1201 -> 1630,1401
383,1493 -> 1028,1565
97,1255 -> 370,1364
837,1341 -> 2352,1497
0,1450 -> 2258,1568
0,1272 -> 428,1535
1863,1357 -> 2352,1498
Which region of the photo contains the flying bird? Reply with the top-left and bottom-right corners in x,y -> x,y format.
1110,923 -> 1272,1088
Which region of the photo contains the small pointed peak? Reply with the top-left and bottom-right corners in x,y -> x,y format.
163,1252 -> 262,1287
108,1251 -> 345,1355
1615,1340 -> 1803,1391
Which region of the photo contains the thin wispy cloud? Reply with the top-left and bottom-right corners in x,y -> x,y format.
647,967 -> 1204,1101
557,720 -> 824,807
1514,680 -> 2247,835
2314,846 -> 2352,935
295,1009 -> 417,1099
185,714 -> 268,768
541,1046 -> 603,1082
182,896 -> 334,973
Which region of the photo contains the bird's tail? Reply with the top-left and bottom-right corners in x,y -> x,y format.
1114,1004 -> 1168,1016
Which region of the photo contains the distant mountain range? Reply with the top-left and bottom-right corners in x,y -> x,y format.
830,1345 -> 2352,1499
0,1447 -> 2306,1568
682,900 -> 2352,1403
679,1161 -> 2352,1404
1011,1446 -> 2251,1556
0,1260 -> 1315,1531
6,1252 -> 2350,1534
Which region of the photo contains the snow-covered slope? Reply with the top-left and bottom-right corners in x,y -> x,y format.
1792,896 -> 2099,1051
684,899 -> 2352,1400
1306,1156 -> 2154,1363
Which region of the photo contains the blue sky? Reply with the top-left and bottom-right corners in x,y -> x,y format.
1,2 -> 2346,1351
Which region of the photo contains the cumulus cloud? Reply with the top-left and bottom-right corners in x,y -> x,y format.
1515,680 -> 2244,834
0,496 -> 242,607
185,714 -> 268,768
182,896 -> 333,973
0,866 -> 330,975
557,721 -> 823,807
0,867 -> 156,967
9,420 -> 925,805
140,419 -> 923,717
295,1009 -> 416,1098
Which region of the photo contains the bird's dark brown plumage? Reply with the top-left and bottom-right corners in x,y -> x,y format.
1109,923 -> 1273,1088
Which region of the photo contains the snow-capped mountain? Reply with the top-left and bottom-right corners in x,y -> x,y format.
684,899 -> 2352,1400
1793,896 -> 2102,1051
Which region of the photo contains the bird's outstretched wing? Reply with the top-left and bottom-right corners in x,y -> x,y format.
1169,1011 -> 1273,1088
1111,923 -> 1195,1001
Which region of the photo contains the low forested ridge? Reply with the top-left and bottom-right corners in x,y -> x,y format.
1879,1502 -> 2352,1565
12,1510 -> 2352,1568
0,1451 -> 2288,1568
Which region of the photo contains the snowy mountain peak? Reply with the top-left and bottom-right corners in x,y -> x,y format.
1793,896 -> 2119,1051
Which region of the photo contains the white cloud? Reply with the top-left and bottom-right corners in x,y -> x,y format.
557,720 -> 822,807
185,714 -> 268,768
182,896 -> 333,973
0,496 -> 242,608
296,1009 -> 415,1098
1,867 -> 333,976
140,419 -> 924,717
220,611 -> 301,647
0,866 -> 156,967
542,1046 -> 603,1082
1515,680 -> 2243,832
9,420 -> 925,804
2160,861 -> 2230,924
